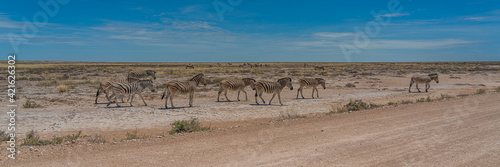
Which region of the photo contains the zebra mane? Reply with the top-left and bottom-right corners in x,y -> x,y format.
243,78 -> 255,82
315,78 -> 325,81
146,70 -> 156,74
277,77 -> 292,86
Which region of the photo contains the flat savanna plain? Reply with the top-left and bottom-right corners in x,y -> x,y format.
1,61 -> 500,166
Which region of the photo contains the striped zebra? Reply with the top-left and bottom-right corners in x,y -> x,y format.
254,77 -> 293,105
106,80 -> 156,107
296,78 -> 326,99
185,64 -> 194,69
409,73 -> 439,93
128,70 -> 156,80
161,74 -> 207,108
217,78 -> 256,102
95,77 -> 140,104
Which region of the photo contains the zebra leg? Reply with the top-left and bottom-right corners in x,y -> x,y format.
416,83 -> 421,92
316,87 -> 320,98
259,92 -> 266,104
311,87 -> 315,99
225,90 -> 231,102
409,80 -> 414,92
296,86 -> 300,98
138,93 -> 147,106
300,87 -> 305,99
129,94 -> 135,107
189,92 -> 194,107
255,90 -> 259,105
242,90 -> 248,101
278,93 -> 283,105
164,90 -> 170,108
269,93 -> 276,105
169,92 -> 175,108
237,90 -> 241,101
217,87 -> 223,102
115,94 -> 121,107
95,87 -> 102,104
425,83 -> 429,92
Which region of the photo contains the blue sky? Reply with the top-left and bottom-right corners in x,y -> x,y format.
1,0 -> 499,62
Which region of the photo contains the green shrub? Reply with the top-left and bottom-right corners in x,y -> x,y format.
52,136 -> 64,145
64,131 -> 81,141
20,130 -> 53,146
126,129 -> 139,140
416,98 -> 425,103
0,130 -> 9,141
23,100 -> 39,108
401,100 -> 413,104
169,118 -> 209,135
496,86 -> 500,92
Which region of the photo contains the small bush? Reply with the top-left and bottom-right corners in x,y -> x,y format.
52,136 -> 64,145
416,98 -> 425,103
0,130 -> 9,141
57,85 -> 74,92
387,102 -> 397,106
425,96 -> 433,102
496,86 -> 500,92
87,134 -> 106,144
126,129 -> 139,140
64,131 -> 81,141
439,94 -> 453,100
336,100 -> 369,113
345,83 -> 356,88
475,89 -> 486,95
169,118 -> 210,135
23,100 -> 39,108
21,130 -> 53,146
369,103 -> 379,108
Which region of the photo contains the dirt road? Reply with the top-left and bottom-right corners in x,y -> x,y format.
6,93 -> 499,166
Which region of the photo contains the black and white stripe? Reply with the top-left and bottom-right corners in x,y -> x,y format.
106,80 -> 156,107
95,77 -> 140,104
297,78 -> 326,99
217,78 -> 255,102
161,74 -> 207,108
254,77 -> 293,105
127,70 -> 156,80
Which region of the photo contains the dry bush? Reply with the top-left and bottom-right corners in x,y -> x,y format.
345,83 -> 356,88
57,85 -> 74,92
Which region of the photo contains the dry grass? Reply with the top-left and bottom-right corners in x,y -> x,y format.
57,85 -> 74,92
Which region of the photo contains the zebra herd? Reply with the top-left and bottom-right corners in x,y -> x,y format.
95,70 -> 440,108
95,70 -> 329,108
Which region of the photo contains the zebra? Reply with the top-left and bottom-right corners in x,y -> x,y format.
217,78 -> 256,102
314,66 -> 325,71
128,70 -> 156,80
409,73 -> 439,93
296,78 -> 326,99
106,80 -> 156,107
161,74 -> 207,108
253,77 -> 293,105
186,64 -> 195,69
95,77 -> 140,104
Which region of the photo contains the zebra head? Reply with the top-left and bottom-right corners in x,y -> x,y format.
146,70 -> 157,79
278,77 -> 293,90
139,80 -> 156,92
190,74 -> 207,86
315,78 -> 326,89
243,78 -> 256,89
428,73 -> 439,83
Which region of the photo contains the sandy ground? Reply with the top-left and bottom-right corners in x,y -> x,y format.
3,92 -> 499,166
1,72 -> 499,139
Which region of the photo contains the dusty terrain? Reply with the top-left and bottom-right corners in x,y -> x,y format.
0,61 -> 500,166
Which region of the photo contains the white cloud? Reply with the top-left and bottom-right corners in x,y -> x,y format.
0,16 -> 21,29
379,13 -> 410,17
368,39 -> 474,49
312,32 -> 353,38
180,5 -> 202,14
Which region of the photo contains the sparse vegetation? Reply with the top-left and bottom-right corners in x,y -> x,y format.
87,134 -> 106,144
169,118 -> 210,135
475,89 -> 486,95
279,112 -> 307,120
23,100 -> 39,108
496,86 -> 500,92
0,130 -> 9,141
57,84 -> 74,92
336,100 -> 369,113
387,102 -> 397,106
401,100 -> 413,104
52,136 -> 64,145
21,130 -> 53,146
64,131 -> 82,141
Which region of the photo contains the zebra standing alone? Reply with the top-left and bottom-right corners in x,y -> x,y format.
296,78 -> 326,99
161,74 -> 207,108
409,73 -> 439,92
217,78 -> 256,102
106,80 -> 156,107
254,77 -> 293,105
95,77 -> 140,104
128,70 -> 156,80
